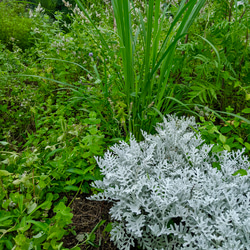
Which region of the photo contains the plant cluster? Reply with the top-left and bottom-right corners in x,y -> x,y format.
174,0 -> 250,113
90,115 -> 250,250
0,0 -> 250,249
0,108 -> 108,249
0,1 -> 34,50
0,2 -> 115,248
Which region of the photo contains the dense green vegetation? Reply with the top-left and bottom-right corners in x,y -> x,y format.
0,0 -> 249,249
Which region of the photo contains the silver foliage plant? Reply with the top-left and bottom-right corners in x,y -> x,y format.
90,116 -> 250,250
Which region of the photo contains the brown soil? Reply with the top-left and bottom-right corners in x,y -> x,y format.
63,194 -> 118,250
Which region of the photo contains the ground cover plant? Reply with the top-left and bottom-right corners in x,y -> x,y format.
0,0 -> 249,249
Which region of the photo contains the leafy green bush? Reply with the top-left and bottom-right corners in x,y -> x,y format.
174,0 -> 250,113
0,1 -> 34,50
197,106 -> 250,154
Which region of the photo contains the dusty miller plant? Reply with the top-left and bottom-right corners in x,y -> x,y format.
90,116 -> 250,250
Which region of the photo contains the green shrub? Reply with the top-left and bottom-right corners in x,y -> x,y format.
0,1 -> 33,50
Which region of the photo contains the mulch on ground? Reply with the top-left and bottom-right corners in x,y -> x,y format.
63,194 -> 117,250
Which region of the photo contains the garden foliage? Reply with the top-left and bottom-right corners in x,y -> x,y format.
0,1 -> 33,50
90,115 -> 250,250
0,0 -> 250,249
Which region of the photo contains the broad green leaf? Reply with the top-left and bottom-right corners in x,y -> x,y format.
235,137 -> 244,144
27,202 -> 38,214
26,220 -> 48,232
0,141 -> 9,145
66,168 -> 86,175
82,173 -> 96,181
0,219 -> 13,227
33,231 -> 45,239
18,217 -> 31,233
70,247 -> 81,250
18,194 -> 24,213
0,215 -> 16,222
66,166 -> 96,177
220,126 -> 232,133
244,142 -> 250,150
233,169 -> 248,176
219,134 -> 227,144
45,148 -> 63,161
242,108 -> 250,114
0,170 -> 11,177
64,185 -> 79,191
4,240 -> 13,249
212,145 -> 224,153
223,144 -> 231,151
103,222 -> 112,233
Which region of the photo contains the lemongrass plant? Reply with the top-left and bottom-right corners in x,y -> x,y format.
76,0 -> 206,139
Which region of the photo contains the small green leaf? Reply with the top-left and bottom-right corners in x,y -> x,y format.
0,141 -> 9,146
45,148 -> 63,161
242,108 -> 250,114
208,126 -> 219,134
64,185 -> 79,191
18,217 -> 31,233
223,144 -> 230,151
220,126 -> 232,133
4,240 -> 13,249
234,121 -> 240,128
236,137 -> 244,144
0,215 -> 16,223
27,202 -> 37,214
212,145 -> 223,153
33,231 -> 45,239
70,247 -> 81,250
244,142 -> 250,150
212,162 -> 221,170
82,173 -> 96,181
233,169 -> 248,176
0,170 -> 11,177
66,165 -> 95,176
27,220 -> 48,231
103,222 -> 112,233
66,168 -> 85,175
219,134 -> 227,144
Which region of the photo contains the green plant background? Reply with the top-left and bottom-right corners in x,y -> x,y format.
0,0 -> 249,249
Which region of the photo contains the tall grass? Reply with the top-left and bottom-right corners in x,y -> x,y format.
76,0 -> 206,139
